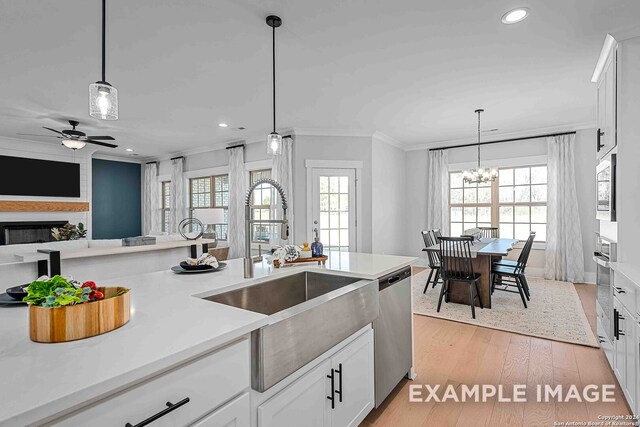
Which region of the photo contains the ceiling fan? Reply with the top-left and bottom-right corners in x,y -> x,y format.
17,120 -> 118,150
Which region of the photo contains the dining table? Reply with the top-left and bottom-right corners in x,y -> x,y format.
424,237 -> 518,309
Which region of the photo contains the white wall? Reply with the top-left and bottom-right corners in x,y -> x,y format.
0,137 -> 94,237
404,149 -> 429,265
292,134 -> 374,252
403,128 -> 597,281
371,136 -> 406,255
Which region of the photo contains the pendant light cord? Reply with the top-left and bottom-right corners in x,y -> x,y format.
477,110 -> 481,169
272,24 -> 276,133
101,0 -> 106,82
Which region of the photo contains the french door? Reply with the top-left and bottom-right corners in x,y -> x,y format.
310,168 -> 357,252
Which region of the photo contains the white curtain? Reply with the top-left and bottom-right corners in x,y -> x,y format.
426,150 -> 450,234
270,137 -> 294,246
168,157 -> 186,234
143,162 -> 160,235
545,134 -> 584,282
228,146 -> 246,259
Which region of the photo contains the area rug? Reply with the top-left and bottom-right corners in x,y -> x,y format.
412,269 -> 599,348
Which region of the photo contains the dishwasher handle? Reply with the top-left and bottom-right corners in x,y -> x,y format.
379,266 -> 412,291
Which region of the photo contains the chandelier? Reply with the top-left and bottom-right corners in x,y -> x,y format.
463,109 -> 498,184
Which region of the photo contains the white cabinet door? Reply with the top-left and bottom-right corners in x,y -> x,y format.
192,393 -> 250,427
622,308 -> 636,413
613,298 -> 626,386
636,321 -> 640,416
597,48 -> 617,157
258,360 -> 331,427
53,340 -> 250,427
329,329 -> 374,427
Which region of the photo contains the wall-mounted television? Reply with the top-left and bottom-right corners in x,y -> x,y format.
0,155 -> 80,197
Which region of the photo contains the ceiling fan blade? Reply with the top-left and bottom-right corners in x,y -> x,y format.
43,126 -> 66,136
86,140 -> 118,148
16,133 -> 60,138
86,135 -> 115,140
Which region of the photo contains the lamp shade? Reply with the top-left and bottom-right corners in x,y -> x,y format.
62,139 -> 87,150
89,82 -> 118,120
194,208 -> 225,225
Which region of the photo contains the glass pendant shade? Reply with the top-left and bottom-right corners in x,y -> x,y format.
266,132 -> 283,155
62,139 -> 87,150
89,82 -> 118,120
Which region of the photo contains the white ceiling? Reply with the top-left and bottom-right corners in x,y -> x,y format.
1,0 -> 638,157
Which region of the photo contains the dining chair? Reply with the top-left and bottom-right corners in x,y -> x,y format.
490,232 -> 535,308
479,227 -> 499,239
437,236 -> 483,319
421,230 -> 441,292
493,231 -> 536,299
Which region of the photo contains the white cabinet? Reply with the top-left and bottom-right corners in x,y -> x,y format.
596,46 -> 617,158
52,339 -> 250,427
613,296 -> 638,413
258,329 -> 374,427
329,329 -> 375,427
258,360 -> 331,427
192,393 -> 250,427
636,321 -> 640,416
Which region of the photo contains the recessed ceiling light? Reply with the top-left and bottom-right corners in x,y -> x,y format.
501,7 -> 530,24
218,123 -> 228,128
125,148 -> 134,152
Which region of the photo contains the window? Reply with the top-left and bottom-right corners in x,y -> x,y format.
189,175 -> 229,240
498,166 -> 547,241
161,181 -> 170,232
449,173 -> 492,238
250,169 -> 273,243
449,165 -> 547,242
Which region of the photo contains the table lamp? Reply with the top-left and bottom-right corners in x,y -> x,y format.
194,208 -> 225,248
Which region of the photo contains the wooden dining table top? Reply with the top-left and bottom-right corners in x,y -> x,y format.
424,237 -> 518,257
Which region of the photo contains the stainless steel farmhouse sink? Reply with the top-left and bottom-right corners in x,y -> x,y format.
203,271 -> 379,391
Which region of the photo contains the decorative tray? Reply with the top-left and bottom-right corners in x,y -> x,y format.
273,255 -> 328,268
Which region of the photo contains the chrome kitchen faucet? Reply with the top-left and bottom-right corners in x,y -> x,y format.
244,178 -> 289,278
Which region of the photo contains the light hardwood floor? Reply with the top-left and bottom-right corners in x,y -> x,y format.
362,277 -> 633,427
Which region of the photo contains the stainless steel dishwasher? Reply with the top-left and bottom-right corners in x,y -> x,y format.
373,266 -> 413,407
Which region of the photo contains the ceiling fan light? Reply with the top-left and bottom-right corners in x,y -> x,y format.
62,139 -> 87,150
89,82 -> 118,120
266,132 -> 283,156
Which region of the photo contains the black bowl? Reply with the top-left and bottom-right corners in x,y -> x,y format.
6,285 -> 29,301
179,261 -> 214,271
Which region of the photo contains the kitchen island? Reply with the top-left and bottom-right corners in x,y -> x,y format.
0,252 -> 415,427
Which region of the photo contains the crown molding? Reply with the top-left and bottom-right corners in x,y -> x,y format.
372,131 -> 405,150
404,121 -> 596,152
592,34 -> 617,83
292,127 -> 374,138
92,153 -> 143,164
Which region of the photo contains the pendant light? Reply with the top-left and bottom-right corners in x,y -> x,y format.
463,109 -> 498,184
266,15 -> 282,156
89,0 -> 118,120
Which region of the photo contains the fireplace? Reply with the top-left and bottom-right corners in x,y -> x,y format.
0,221 -> 68,245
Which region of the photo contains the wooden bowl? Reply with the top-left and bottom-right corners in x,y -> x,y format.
29,287 -> 130,343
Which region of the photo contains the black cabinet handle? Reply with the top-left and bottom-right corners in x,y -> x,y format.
327,369 -> 335,409
614,287 -> 625,294
597,128 -> 605,151
614,309 -> 618,340
335,363 -> 343,403
125,397 -> 190,427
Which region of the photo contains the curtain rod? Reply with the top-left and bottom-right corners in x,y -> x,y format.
225,135 -> 293,150
170,156 -> 184,160
145,161 -> 157,165
428,131 -> 577,152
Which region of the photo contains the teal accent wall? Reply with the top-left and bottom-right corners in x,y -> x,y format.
92,159 -> 141,239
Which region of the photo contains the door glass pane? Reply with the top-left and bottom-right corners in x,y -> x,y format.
500,224 -> 513,239
450,189 -> 463,204
464,189 -> 477,203
478,187 -> 491,203
477,207 -> 491,222
451,207 -> 463,222
499,169 -> 513,186
500,206 -> 513,222
451,222 -> 463,236
499,187 -> 514,203
317,173 -> 353,251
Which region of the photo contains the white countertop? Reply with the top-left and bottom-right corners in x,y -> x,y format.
610,261 -> 640,287
0,251 -> 416,425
